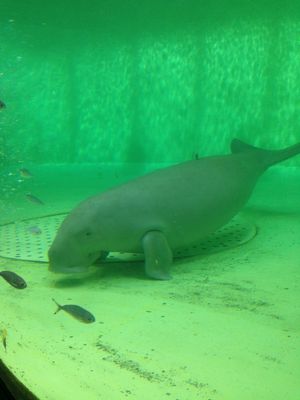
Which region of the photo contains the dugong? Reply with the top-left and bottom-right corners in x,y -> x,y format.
48,139 -> 300,279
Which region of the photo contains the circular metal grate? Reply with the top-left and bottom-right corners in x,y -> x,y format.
0,214 -> 256,263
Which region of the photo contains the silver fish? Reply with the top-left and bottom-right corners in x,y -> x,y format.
0,271 -> 27,289
52,298 -> 95,323
27,226 -> 42,235
19,168 -> 33,178
26,193 -> 44,205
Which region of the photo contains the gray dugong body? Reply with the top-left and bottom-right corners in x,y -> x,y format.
48,139 -> 300,279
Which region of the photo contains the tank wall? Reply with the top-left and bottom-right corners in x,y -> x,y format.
1,1 -> 300,166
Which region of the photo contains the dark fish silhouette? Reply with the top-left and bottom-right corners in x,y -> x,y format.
52,298 -> 95,323
19,168 -> 32,178
0,271 -> 27,289
1,329 -> 7,352
0,100 -> 6,109
27,226 -> 42,235
26,193 -> 44,205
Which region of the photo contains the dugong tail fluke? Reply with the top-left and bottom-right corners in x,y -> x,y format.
231,138 -> 300,169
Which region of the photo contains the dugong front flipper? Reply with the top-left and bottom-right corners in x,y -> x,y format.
142,231 -> 173,280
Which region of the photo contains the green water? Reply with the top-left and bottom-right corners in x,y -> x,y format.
1,1 -> 300,165
0,1 -> 300,399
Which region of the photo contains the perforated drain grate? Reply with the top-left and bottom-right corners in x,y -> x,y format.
0,213 -> 256,263
0,213 -> 66,263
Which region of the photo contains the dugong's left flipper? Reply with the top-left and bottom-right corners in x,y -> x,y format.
142,231 -> 173,280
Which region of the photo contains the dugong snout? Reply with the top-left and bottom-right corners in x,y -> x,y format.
48,210 -> 104,274
48,243 -> 101,274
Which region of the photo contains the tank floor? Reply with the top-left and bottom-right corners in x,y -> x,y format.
0,208 -> 299,400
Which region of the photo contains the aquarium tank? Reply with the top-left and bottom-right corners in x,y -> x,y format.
0,0 -> 299,399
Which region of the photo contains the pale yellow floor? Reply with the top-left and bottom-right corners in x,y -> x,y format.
0,209 -> 299,400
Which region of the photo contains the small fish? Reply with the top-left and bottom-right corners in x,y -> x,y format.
0,100 -> 6,109
19,168 -> 32,178
1,329 -> 7,352
52,298 -> 95,324
0,271 -> 27,289
26,193 -> 44,205
27,225 -> 42,235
